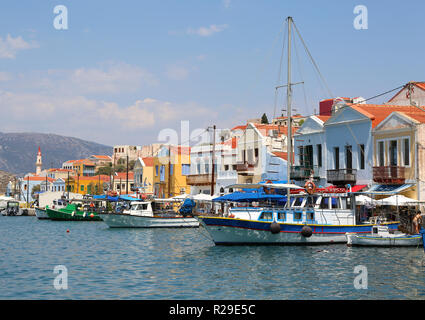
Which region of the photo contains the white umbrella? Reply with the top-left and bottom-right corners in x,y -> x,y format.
379,195 -> 418,206
355,195 -> 376,205
193,194 -> 216,201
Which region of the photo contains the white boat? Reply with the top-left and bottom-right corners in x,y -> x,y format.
1,200 -> 29,216
199,191 -> 400,245
346,225 -> 422,247
35,198 -> 68,220
100,200 -> 199,228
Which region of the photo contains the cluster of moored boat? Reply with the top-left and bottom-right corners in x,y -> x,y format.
3,181 -> 424,248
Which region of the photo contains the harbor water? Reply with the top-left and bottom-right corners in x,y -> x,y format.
1,216 -> 425,300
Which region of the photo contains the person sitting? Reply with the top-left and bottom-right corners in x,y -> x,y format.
412,211 -> 423,234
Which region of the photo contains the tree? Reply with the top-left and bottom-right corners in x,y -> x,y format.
261,113 -> 269,124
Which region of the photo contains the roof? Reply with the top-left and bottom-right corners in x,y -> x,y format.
315,115 -> 331,123
252,123 -> 298,137
90,155 -> 112,160
48,168 -> 74,172
114,172 -> 135,180
272,152 -> 295,163
23,176 -> 55,182
141,157 -> 154,167
77,175 -> 111,182
349,104 -> 425,128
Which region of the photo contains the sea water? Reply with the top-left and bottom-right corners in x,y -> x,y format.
1,216 -> 425,300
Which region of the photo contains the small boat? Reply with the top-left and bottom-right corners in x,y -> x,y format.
99,198 -> 199,228
35,207 -> 48,219
1,200 -> 29,216
46,203 -> 102,221
346,225 -> 422,247
35,199 -> 68,220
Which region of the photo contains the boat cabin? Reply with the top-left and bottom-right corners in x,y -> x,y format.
228,193 -> 358,226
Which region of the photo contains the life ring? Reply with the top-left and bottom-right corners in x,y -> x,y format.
229,214 -> 235,218
304,181 -> 316,195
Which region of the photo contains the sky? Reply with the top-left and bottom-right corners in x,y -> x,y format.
0,0 -> 424,146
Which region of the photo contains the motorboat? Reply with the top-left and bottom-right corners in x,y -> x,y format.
100,198 -> 199,228
35,198 -> 68,220
346,225 -> 422,247
1,200 -> 29,216
198,186 -> 399,245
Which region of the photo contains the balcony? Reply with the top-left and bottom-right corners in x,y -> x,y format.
186,174 -> 213,186
236,162 -> 255,175
327,169 -> 357,186
373,166 -> 405,184
290,165 -> 320,181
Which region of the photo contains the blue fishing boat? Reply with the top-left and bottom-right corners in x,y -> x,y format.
198,184 -> 399,245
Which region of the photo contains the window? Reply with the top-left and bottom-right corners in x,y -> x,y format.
205,164 -> 209,173
358,144 -> 365,170
345,145 -> 353,170
224,165 -> 229,171
170,164 -> 174,176
277,212 -> 286,221
334,147 -> 340,170
155,165 -> 158,176
331,197 -> 339,209
293,197 -> 304,207
320,197 -> 329,209
259,211 -> 273,220
403,138 -> 410,166
294,211 -> 302,220
306,211 -> 314,221
81,185 -> 84,191
378,141 -> 384,166
181,164 -> 190,176
389,140 -> 397,166
232,165 -> 237,171
317,144 -> 322,167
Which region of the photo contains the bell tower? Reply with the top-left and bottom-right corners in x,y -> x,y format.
36,146 -> 42,176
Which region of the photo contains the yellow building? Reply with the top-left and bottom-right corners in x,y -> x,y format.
153,145 -> 191,198
372,110 -> 425,200
65,174 -> 110,195
133,157 -> 154,195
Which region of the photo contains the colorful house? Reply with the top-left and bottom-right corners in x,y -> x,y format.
133,157 -> 154,195
153,145 -> 191,198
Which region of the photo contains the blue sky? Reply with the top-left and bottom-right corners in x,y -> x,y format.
0,0 -> 424,146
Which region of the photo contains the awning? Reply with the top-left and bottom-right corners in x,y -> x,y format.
365,184 -> 414,195
213,192 -> 287,202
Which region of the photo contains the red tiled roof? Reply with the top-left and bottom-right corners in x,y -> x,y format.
272,152 -> 295,163
315,115 -> 331,123
349,104 -> 425,128
91,155 -> 112,160
24,176 -> 55,182
114,172 -> 134,180
142,157 -> 154,166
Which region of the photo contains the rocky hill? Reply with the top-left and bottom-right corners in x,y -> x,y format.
0,170 -> 16,194
0,132 -> 112,175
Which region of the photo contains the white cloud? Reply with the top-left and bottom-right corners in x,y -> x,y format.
0,34 -> 38,59
187,24 -> 228,37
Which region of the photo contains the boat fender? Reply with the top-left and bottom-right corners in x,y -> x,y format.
71,211 -> 75,217
301,226 -> 313,238
270,222 -> 281,234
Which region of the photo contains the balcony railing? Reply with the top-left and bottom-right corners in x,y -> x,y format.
290,165 -> 320,181
236,162 -> 255,175
373,166 -> 405,184
186,174 -> 213,186
327,169 -> 357,186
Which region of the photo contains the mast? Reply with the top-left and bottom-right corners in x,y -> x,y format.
286,16 -> 293,206
211,125 -> 216,196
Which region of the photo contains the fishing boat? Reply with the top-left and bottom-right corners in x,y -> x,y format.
199,183 -> 399,245
346,225 -> 422,247
46,203 -> 102,221
35,198 -> 68,220
1,200 -> 29,216
99,198 -> 199,228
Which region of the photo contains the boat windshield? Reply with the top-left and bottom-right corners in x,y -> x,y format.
8,202 -> 19,207
130,203 -> 149,211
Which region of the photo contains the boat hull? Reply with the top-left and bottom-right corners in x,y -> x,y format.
99,213 -> 199,228
35,207 -> 49,220
46,207 -> 102,221
346,233 -> 422,247
198,216 -> 400,245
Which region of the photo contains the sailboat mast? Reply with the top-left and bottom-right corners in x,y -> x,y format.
286,16 -> 293,205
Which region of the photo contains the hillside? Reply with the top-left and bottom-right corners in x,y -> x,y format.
0,132 -> 112,175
